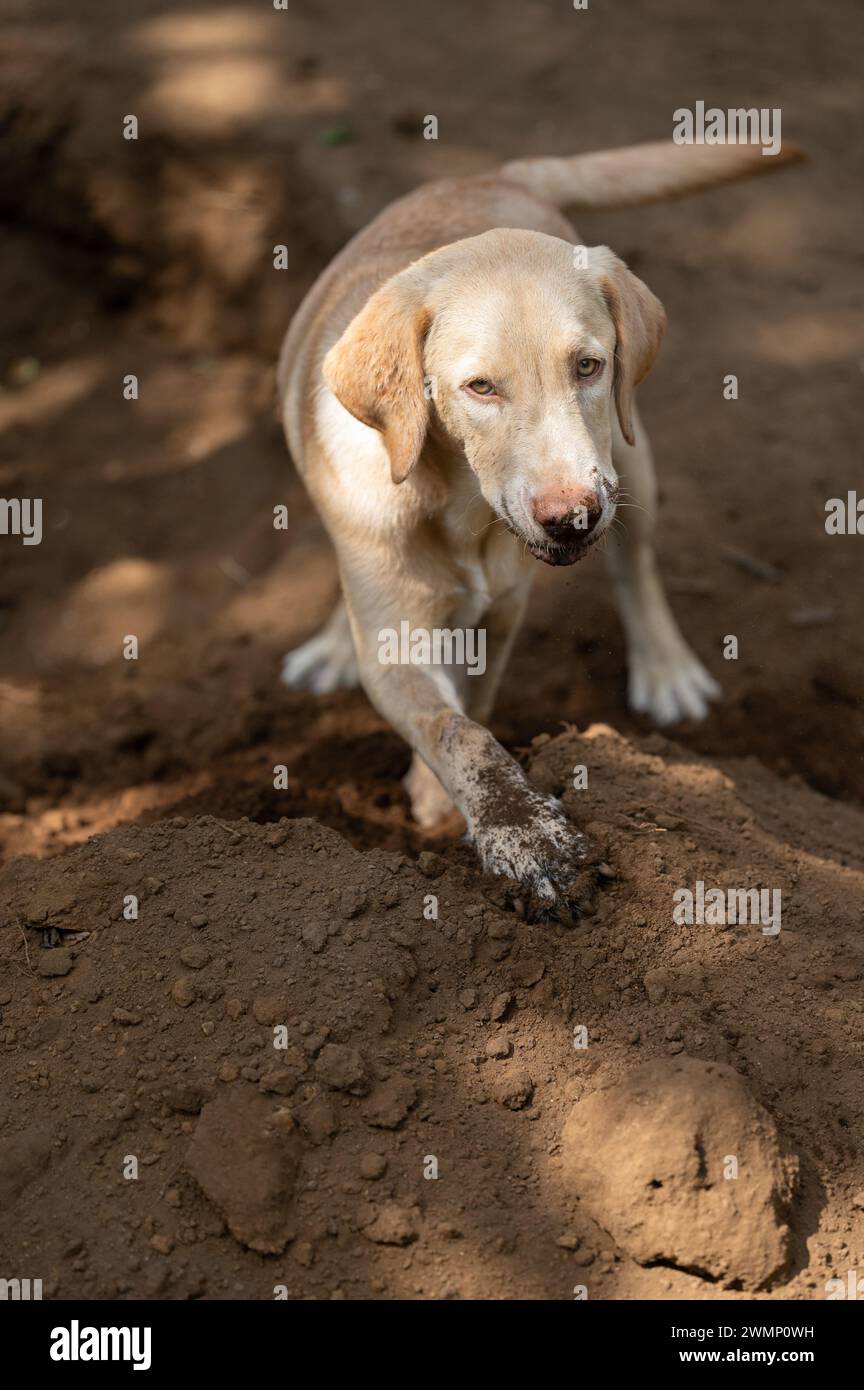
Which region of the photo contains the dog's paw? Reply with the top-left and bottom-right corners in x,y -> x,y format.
281,630 -> 359,694
628,643 -> 721,725
473,795 -> 600,924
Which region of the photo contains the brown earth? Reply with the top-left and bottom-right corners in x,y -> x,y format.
0,0 -> 862,1301
1,728 -> 863,1300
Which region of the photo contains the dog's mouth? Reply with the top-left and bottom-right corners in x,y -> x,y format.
524,534 -> 600,566
502,524 -> 602,566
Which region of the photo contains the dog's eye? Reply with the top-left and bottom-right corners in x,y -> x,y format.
575,358 -> 602,379
466,378 -> 496,396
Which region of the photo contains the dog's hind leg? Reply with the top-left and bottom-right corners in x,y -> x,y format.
280,596 -> 359,694
607,405 -> 721,724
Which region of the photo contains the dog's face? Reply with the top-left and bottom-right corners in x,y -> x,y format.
324,230 -> 666,565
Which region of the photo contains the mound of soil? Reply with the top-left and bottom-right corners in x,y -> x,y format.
1,725 -> 862,1300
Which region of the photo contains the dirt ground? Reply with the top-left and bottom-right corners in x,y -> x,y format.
0,0 -> 862,1301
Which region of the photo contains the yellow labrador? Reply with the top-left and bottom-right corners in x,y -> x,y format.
278,139 -> 801,918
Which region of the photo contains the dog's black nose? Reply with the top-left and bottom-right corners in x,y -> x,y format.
532,486 -> 602,542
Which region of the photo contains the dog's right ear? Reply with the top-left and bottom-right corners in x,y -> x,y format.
590,246 -> 666,447
323,276 -> 431,484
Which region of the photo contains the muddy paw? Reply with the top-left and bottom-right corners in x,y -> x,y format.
473,795 -> 601,924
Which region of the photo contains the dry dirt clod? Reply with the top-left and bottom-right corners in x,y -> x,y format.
314,1043 -> 369,1095
560,1057 -> 799,1290
187,1086 -> 301,1254
179,945 -> 210,970
252,995 -> 284,1026
171,977 -> 197,1008
359,1153 -> 387,1180
491,1066 -> 534,1111
37,948 -> 73,978
363,1074 -> 417,1128
490,991 -> 513,1022
361,1203 -> 421,1246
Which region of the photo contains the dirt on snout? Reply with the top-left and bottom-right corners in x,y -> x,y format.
1,725 -> 862,1300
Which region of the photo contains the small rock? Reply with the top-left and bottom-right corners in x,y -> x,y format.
360,1153 -> 388,1180
259,1068 -> 301,1098
491,1066 -> 534,1111
112,1008 -> 143,1026
363,1074 -> 417,1128
485,1036 -> 512,1060
37,950 -> 73,978
339,888 -> 368,918
172,977 -> 197,1008
512,958 -> 545,988
315,1043 -> 368,1095
180,945 -> 210,970
490,991 -> 513,1021
252,996 -> 284,1027
362,1203 -> 420,1246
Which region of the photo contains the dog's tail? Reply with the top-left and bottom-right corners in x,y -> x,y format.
499,139 -> 804,210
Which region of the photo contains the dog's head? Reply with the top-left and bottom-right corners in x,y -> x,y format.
323,229 -> 665,565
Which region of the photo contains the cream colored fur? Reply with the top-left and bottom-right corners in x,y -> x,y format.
277,139 -> 801,917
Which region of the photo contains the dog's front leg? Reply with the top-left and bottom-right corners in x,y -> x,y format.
404,577 -> 533,830
608,404 -> 721,724
351,608 -> 596,920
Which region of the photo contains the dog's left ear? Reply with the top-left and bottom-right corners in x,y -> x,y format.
323,274 -> 431,484
592,247 -> 666,447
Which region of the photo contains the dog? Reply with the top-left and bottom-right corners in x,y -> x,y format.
277,138 -> 802,919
